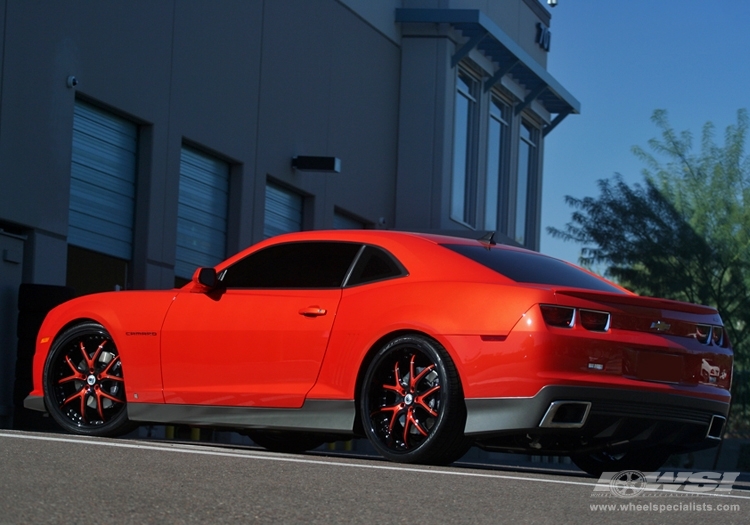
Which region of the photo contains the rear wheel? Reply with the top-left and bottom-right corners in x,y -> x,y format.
43,322 -> 133,436
571,446 -> 673,477
361,334 -> 469,465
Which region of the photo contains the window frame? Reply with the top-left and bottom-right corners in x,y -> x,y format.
484,95 -> 511,231
342,245 -> 408,288
450,68 -> 480,228
514,119 -> 540,246
217,241 -> 407,290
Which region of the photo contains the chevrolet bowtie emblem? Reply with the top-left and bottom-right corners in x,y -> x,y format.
650,321 -> 671,332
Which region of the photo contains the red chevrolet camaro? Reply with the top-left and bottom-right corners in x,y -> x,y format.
25,230 -> 733,475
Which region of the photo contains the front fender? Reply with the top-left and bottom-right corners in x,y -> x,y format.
30,291 -> 177,405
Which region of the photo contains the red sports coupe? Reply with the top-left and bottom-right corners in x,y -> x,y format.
25,230 -> 733,475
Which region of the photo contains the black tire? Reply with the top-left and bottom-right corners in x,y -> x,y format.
246,430 -> 326,453
361,334 -> 469,465
571,446 -> 673,477
43,322 -> 133,436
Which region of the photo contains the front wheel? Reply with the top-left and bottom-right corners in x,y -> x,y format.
360,334 -> 469,465
43,322 -> 133,436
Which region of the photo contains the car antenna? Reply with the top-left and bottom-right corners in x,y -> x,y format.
478,231 -> 497,249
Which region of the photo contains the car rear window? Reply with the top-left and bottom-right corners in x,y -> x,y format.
443,244 -> 625,293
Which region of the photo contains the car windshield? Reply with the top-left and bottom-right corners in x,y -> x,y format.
442,244 -> 625,294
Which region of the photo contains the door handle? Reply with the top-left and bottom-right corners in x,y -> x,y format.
299,306 -> 327,317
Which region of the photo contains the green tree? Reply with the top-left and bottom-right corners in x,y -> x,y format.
549,110 -> 750,434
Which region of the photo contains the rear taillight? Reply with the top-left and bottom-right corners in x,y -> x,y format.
579,309 -> 611,332
540,305 -> 611,332
711,326 -> 724,347
692,324 -> 726,346
540,305 -> 576,328
695,325 -> 711,344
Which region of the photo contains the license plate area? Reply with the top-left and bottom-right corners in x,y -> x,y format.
633,351 -> 684,383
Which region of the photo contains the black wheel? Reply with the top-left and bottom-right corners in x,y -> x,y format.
245,430 -> 326,453
571,446 -> 673,477
43,322 -> 133,436
361,334 -> 469,465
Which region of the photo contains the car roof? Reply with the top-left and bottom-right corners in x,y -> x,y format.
213,230 -> 511,283
250,229 -> 534,251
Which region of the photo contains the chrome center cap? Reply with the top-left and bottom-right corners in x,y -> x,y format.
404,393 -> 414,405
86,375 -> 97,386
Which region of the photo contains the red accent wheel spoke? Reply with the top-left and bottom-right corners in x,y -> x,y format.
373,403 -> 405,433
415,385 -> 440,417
403,407 -> 428,446
91,341 -> 107,365
412,365 -> 435,389
96,388 -> 123,406
382,383 -> 404,395
94,387 -> 123,421
58,356 -> 86,384
79,342 -> 95,372
96,391 -> 106,421
382,362 -> 406,396
98,355 -> 123,383
60,388 -> 84,408
60,387 -> 88,424
410,359 -> 435,392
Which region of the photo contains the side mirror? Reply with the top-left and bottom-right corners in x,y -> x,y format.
195,267 -> 218,290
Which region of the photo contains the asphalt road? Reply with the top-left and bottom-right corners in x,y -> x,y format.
0,430 -> 748,524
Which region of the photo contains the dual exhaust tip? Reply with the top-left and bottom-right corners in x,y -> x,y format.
538,401 -> 726,441
539,401 -> 591,428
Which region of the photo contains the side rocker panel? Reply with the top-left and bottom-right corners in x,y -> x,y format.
127,399 -> 356,433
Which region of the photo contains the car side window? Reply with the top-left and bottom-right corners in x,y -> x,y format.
220,242 -> 362,288
345,245 -> 407,287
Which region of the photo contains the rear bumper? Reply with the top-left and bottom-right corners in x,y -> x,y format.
465,385 -> 729,446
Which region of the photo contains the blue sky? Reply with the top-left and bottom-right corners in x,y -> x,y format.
540,0 -> 750,265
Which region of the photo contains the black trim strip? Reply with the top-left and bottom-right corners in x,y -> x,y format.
127,399 -> 356,433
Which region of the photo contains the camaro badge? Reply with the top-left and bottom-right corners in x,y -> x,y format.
650,321 -> 671,332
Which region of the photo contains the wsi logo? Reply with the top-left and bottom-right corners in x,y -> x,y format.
592,470 -> 740,498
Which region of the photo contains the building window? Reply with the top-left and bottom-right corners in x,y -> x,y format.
175,145 -> 230,280
485,97 -> 509,231
264,182 -> 303,238
450,69 -> 479,227
515,121 -> 538,246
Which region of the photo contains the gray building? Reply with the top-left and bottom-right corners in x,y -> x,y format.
0,0 -> 578,428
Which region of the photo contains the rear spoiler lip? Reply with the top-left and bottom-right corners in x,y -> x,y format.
552,288 -> 719,317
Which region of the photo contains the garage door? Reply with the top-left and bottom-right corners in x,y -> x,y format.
175,146 -> 230,279
263,183 -> 302,238
68,101 -> 137,261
